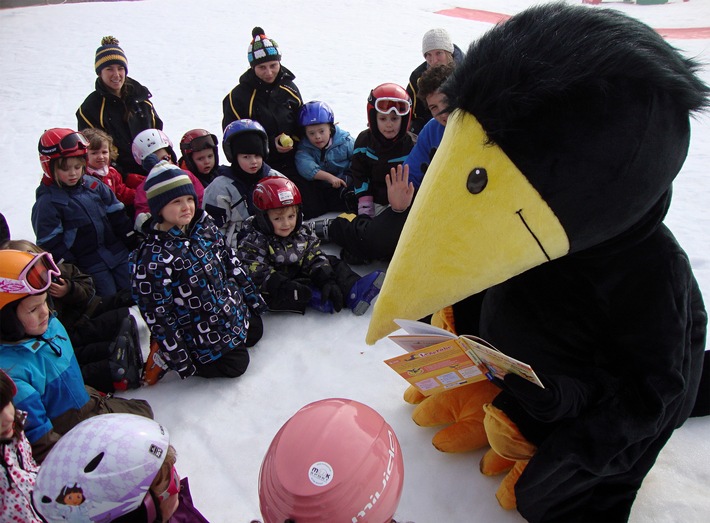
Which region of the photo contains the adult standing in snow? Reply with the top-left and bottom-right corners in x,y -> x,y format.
77,36 -> 163,176
406,28 -> 464,135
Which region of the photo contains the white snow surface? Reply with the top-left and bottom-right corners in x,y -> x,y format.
1,0 -> 709,521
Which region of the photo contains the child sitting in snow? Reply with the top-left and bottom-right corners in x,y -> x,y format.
203,119 -> 284,249
1,239 -> 142,393
31,128 -> 137,298
310,83 -> 416,265
0,250 -> 153,462
82,128 -> 144,219
130,158 -> 265,380
131,129 -> 205,229
236,177 -> 384,315
1,369 -> 42,522
294,101 -> 356,215
178,128 -> 226,189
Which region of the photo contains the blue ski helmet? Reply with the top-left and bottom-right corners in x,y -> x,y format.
298,101 -> 335,128
223,119 -> 269,163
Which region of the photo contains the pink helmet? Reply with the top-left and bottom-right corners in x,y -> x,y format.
259,398 -> 404,523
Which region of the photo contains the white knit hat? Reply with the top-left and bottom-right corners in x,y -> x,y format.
422,28 -> 454,55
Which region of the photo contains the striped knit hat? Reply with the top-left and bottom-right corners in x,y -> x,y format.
95,36 -> 128,75
143,160 -> 197,219
248,27 -> 281,67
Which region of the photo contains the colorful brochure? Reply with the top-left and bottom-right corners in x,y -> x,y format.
384,319 -> 544,397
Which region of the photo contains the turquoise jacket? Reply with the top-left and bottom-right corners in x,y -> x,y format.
294,125 -> 354,181
0,316 -> 89,444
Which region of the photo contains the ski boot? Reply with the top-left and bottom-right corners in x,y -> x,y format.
347,270 -> 385,315
109,333 -> 142,391
143,338 -> 168,386
308,287 -> 335,314
310,219 -> 333,243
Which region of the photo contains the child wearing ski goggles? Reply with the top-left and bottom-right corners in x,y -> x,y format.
373,97 -> 412,116
0,251 -> 60,299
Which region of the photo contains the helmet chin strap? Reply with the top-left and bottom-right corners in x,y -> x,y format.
142,491 -> 159,523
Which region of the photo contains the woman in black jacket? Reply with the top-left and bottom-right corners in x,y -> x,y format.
77,36 -> 163,176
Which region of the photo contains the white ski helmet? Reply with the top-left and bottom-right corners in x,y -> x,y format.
131,128 -> 176,165
33,413 -> 170,522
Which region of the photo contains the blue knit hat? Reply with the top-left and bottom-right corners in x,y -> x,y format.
248,27 -> 281,67
143,159 -> 197,218
95,36 -> 128,75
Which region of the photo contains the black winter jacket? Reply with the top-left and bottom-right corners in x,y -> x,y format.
221,66 -> 302,171
77,77 -> 163,176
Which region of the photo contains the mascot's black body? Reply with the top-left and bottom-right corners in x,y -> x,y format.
368,4 -> 709,522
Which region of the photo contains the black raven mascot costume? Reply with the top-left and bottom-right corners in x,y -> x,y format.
366,3 -> 709,522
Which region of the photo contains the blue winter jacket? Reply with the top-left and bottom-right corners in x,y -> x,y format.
0,317 -> 89,445
404,118 -> 446,189
294,125 -> 354,181
31,175 -> 132,275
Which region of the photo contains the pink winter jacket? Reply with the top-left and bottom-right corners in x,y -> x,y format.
1,420 -> 42,522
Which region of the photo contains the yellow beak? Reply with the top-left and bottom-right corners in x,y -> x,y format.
366,111 -> 570,343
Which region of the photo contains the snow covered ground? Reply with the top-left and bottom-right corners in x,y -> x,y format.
1,0 -> 709,521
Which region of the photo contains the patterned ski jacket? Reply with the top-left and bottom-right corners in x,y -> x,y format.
130,209 -> 265,378
0,416 -> 42,523
31,174 -> 133,280
295,125 -> 355,181
236,217 -> 330,291
77,77 -> 163,175
221,66 -> 303,169
0,317 -> 90,446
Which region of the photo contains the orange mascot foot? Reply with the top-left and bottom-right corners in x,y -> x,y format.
482,403 -> 537,510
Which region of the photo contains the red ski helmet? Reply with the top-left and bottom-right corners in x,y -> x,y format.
252,176 -> 302,234
179,129 -> 219,176
259,398 -> 404,523
253,176 -> 302,211
366,83 -> 412,143
38,128 -> 89,180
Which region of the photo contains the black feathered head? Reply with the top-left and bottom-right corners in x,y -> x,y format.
367,3 -> 709,342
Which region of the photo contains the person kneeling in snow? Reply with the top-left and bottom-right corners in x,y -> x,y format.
237,177 -> 384,315
130,157 -> 265,380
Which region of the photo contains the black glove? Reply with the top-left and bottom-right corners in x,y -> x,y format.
265,275 -> 312,314
320,280 -> 343,312
283,280 -> 312,303
495,373 -> 599,423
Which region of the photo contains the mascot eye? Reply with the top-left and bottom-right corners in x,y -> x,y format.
466,168 -> 488,194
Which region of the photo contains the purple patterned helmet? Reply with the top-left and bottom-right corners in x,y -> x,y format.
33,414 -> 170,522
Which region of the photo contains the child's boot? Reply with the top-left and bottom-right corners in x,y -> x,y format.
347,270 -> 385,315
308,287 -> 335,313
109,335 -> 142,391
143,338 -> 168,386
310,219 -> 333,243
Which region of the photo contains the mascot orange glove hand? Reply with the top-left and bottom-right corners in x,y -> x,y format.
404,379 -> 501,453
400,305 -> 500,453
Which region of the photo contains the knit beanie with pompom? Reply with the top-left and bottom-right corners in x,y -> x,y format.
95,36 -> 128,75
248,27 -> 281,67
